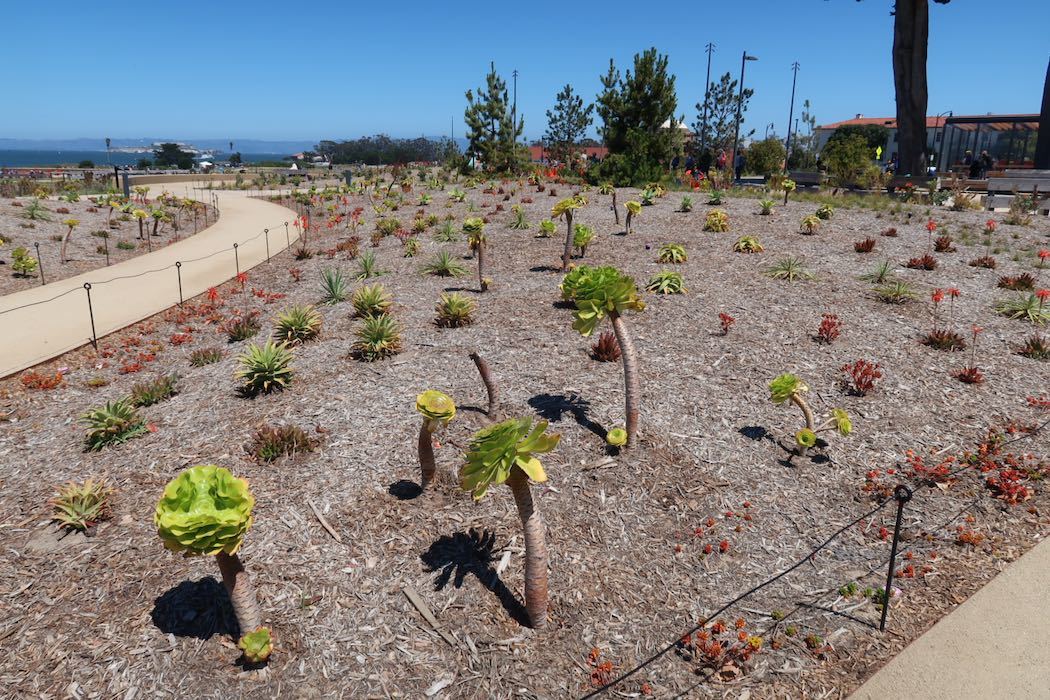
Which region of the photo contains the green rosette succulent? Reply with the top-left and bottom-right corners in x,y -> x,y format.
624,201 -> 642,216
460,418 -> 561,500
559,264 -> 595,300
238,627 -> 273,663
769,373 -> 807,404
831,408 -> 852,436
155,465 -> 255,555
571,268 -> 645,337
462,217 -> 485,235
795,428 -> 817,449
551,195 -> 587,219
415,390 -> 456,428
606,428 -> 627,447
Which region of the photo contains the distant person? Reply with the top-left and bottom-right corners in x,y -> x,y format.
885,152 -> 899,174
698,149 -> 713,175
717,149 -> 727,171
734,149 -> 745,182
968,154 -> 982,179
978,150 -> 993,178
962,149 -> 973,166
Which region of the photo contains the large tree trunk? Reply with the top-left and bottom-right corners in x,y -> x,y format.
215,552 -> 262,634
1035,57 -> 1050,170
893,0 -> 930,177
560,211 -> 573,272
418,421 -> 436,488
507,469 -> 548,629
609,311 -> 640,447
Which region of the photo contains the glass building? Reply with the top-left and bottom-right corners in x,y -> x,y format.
938,114 -> 1040,170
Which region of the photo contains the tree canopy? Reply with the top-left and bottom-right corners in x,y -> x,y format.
543,84 -> 594,165
464,63 -> 527,174
316,136 -> 457,165
692,72 -> 753,157
152,143 -> 194,170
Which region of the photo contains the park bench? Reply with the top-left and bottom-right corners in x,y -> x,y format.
788,171 -> 824,188
986,169 -> 1050,214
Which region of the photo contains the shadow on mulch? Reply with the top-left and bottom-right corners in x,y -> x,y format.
529,265 -> 561,273
442,286 -> 479,294
739,425 -> 771,442
421,529 -> 529,627
528,392 -> 606,439
551,299 -> 574,310
388,479 -> 423,500
151,576 -> 239,639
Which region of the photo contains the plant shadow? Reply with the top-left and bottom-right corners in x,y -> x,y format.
529,265 -> 561,273
528,392 -> 606,439
151,576 -> 239,639
387,479 -> 422,500
442,286 -> 478,294
420,529 -> 530,627
739,425 -> 772,442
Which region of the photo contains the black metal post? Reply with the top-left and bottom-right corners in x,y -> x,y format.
35,242 -> 45,285
233,242 -> 240,276
785,62 -> 800,171
264,228 -> 270,261
731,51 -> 757,183
83,283 -> 98,350
176,262 -> 184,306
284,221 -> 290,248
879,484 -> 913,632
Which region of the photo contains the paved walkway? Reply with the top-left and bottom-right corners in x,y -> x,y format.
851,536 -> 1050,699
0,187 -> 298,378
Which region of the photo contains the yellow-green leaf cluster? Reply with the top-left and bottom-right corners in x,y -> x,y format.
416,390 -> 456,428
460,418 -> 560,500
155,465 -> 254,555
571,267 -> 645,336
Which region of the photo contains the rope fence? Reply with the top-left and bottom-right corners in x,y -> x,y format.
583,421 -> 1047,698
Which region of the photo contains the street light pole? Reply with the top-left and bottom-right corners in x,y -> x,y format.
512,69 -> 519,137
699,42 -> 715,155
784,62 -> 800,171
731,51 -> 758,181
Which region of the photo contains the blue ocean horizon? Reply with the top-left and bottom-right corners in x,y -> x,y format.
0,150 -> 291,167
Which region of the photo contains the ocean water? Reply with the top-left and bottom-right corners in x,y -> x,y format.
0,150 -> 290,167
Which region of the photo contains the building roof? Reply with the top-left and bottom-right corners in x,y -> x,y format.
817,113 -> 1040,131
816,115 -> 947,130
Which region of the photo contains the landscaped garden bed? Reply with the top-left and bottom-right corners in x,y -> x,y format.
0,172 -> 1046,698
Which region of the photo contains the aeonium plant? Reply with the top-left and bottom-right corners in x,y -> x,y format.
415,390 -> 456,488
768,374 -> 852,456
155,464 -> 272,664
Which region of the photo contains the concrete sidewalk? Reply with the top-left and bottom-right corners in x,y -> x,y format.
0,187 -> 298,378
851,536 -> 1050,699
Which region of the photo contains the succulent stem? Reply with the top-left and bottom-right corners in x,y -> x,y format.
612,190 -> 620,225
790,393 -> 816,456
560,210 -> 574,272
418,420 -> 436,488
507,468 -> 548,629
216,552 -> 262,634
477,240 -> 488,292
469,351 -> 499,418
610,311 -> 640,447
625,209 -> 633,235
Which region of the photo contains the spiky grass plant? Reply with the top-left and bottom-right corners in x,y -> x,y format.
319,268 -> 350,304
223,315 -> 261,343
769,374 -> 852,456
51,479 -> 115,532
434,291 -> 476,327
415,390 -> 456,488
707,190 -> 724,205
703,209 -> 729,232
355,251 -> 385,280
248,424 -> 315,462
994,292 -> 1050,324
552,195 -> 587,271
657,243 -> 687,264
130,373 -> 179,407
645,270 -> 686,295
351,283 -> 393,318
1015,333 -> 1050,360
733,235 -> 765,253
680,195 -> 694,212
875,281 -> 919,304
459,417 -> 560,628
402,237 -> 421,257
155,465 -> 270,662
573,223 -> 595,257
537,219 -> 556,238
273,305 -> 322,345
861,259 -> 897,284
766,257 -> 814,281
509,204 -> 530,230
421,250 -> 467,277
758,199 -> 775,215
569,266 -> 645,446
353,313 -> 402,361
433,220 -> 458,242
624,200 -> 641,235
80,399 -> 148,451
189,347 -> 223,367
235,341 -> 294,396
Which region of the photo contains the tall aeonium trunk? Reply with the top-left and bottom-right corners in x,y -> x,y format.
215,551 -> 262,634
790,393 -> 816,457
560,211 -> 574,272
612,191 -> 619,225
418,421 -> 436,488
609,311 -> 640,447
137,219 -> 144,240
477,240 -> 488,292
507,468 -> 548,629
625,210 -> 633,235
60,227 -> 74,264
893,0 -> 930,178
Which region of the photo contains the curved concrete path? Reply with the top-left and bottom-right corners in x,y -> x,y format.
0,187 -> 298,378
851,536 -> 1050,699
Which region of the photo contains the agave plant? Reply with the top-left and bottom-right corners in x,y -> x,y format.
597,182 -> 619,224
658,243 -> 687,264
768,374 -> 852,456
435,291 -> 476,327
319,268 -> 350,304
155,465 -> 271,661
733,236 -> 764,254
80,399 -> 148,451
646,270 -> 686,294
235,341 -> 294,395
51,479 -> 114,531
994,292 -> 1050,324
353,313 -> 402,361
415,390 -> 456,488
422,250 -> 467,277
509,204 -> 530,230
356,251 -> 385,280
707,189 -> 724,205
703,210 -> 729,232
351,283 -> 393,318
623,200 -> 641,235
758,200 -> 775,215
874,281 -> 919,304
552,195 -> 587,271
766,257 -> 814,281
679,195 -> 694,212
464,217 -> 489,291
568,266 -> 645,446
434,220 -> 459,242
273,305 -> 322,344
573,224 -> 595,257
459,417 -> 560,628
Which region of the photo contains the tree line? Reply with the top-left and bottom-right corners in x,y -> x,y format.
315,135 -> 459,166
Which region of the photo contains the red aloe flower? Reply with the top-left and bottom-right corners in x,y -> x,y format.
925,220 -> 937,232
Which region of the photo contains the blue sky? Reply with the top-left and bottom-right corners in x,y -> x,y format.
4,0 -> 1048,146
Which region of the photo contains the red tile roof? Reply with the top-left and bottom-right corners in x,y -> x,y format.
816,116 -> 947,130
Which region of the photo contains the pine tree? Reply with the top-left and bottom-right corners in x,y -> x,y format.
464,63 -> 526,174
543,84 -> 594,166
594,48 -> 681,185
692,72 -> 753,158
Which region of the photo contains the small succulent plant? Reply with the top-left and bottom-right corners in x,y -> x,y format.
591,330 -> 621,362
815,204 -> 834,220
657,243 -> 687,264
248,424 -> 314,462
421,250 -> 467,277
273,305 -> 322,344
799,214 -> 821,234
129,373 -> 179,407
235,341 -> 294,395
80,399 -> 148,451
606,427 -> 627,447
351,283 -> 393,318
189,347 -> 223,367
51,479 -> 114,532
766,257 -> 814,281
758,200 -> 775,215
703,209 -> 729,232
733,235 -> 764,254
319,268 -> 350,304
768,374 -> 852,456
415,390 -> 457,488
435,291 -> 476,328
353,313 -> 402,361
537,219 -> 556,238
238,627 -> 273,664
679,195 -> 693,212
645,270 -> 686,295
